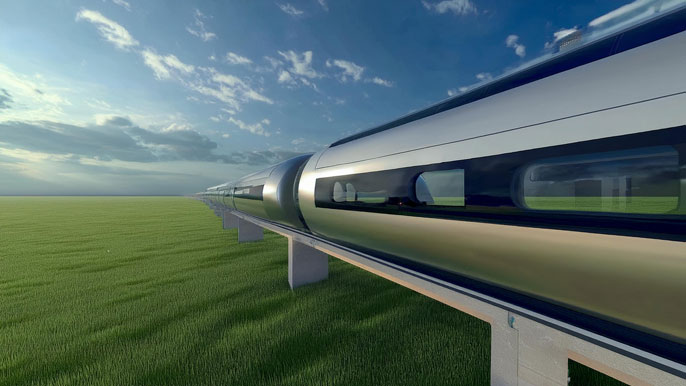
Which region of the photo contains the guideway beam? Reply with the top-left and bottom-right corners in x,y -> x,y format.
219,209 -> 684,386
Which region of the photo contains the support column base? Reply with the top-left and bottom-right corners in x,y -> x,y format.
238,218 -> 263,242
288,238 -> 328,289
222,211 -> 238,229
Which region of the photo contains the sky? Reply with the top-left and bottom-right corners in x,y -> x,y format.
0,0 -> 680,195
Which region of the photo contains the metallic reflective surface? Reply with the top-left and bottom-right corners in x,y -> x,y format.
262,154 -> 312,228
299,150 -> 686,343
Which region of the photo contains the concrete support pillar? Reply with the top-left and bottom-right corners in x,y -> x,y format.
490,311 -> 519,386
238,218 -> 263,242
288,237 -> 328,289
514,315 -> 569,386
222,211 -> 238,229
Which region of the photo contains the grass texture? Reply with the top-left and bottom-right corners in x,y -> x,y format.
0,197 -> 626,385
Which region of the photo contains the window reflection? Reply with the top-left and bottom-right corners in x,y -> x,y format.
415,169 -> 465,206
521,146 -> 680,214
331,181 -> 388,204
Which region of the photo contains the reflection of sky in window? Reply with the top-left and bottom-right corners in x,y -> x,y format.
524,147 -> 679,197
419,170 -> 464,198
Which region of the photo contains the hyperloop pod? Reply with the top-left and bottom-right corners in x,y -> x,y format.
201,6 -> 686,366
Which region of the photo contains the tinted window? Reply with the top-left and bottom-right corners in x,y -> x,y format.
331,181 -> 388,204
234,185 -> 264,201
416,169 -> 465,206
520,146 -> 680,214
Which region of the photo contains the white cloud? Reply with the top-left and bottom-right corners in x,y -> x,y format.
367,77 -> 394,87
208,54 -> 217,61
76,9 -> 139,50
277,3 -> 304,16
211,72 -> 244,87
318,0 -> 329,11
139,54 -> 272,111
163,54 -> 195,74
458,86 -> 469,92
112,0 -> 131,11
141,50 -> 194,80
476,72 -> 492,81
242,89 -> 274,104
326,59 -> 365,82
225,52 -> 253,65
299,77 -> 320,92
0,63 -> 71,122
422,0 -> 477,15
277,70 -> 296,85
186,9 -> 217,42
199,68 -> 274,106
278,50 -> 322,79
222,133 -> 230,138
505,34 -> 526,58
264,56 -> 283,69
291,138 -> 305,145
447,89 -> 457,97
228,117 -> 271,137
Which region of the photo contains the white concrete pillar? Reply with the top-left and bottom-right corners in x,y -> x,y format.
490,311 -> 519,386
222,211 -> 238,229
288,238 -> 328,289
514,316 -> 569,386
238,218 -> 263,242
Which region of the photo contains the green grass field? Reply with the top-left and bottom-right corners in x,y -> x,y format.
0,197 -> 624,385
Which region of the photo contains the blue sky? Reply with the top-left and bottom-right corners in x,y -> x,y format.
0,0 -> 677,194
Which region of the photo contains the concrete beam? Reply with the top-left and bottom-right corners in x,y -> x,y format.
222,210 -> 685,385
238,218 -> 263,242
288,237 -> 328,289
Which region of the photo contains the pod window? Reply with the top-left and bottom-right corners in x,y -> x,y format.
521,146 -> 680,214
234,184 -> 264,201
332,181 -> 388,204
416,169 -> 465,206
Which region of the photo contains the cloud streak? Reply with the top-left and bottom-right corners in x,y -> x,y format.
186,9 -> 217,42
76,9 -> 139,50
326,59 -> 364,82
227,117 -> 272,137
225,52 -> 253,65
367,77 -> 394,87
277,3 -> 304,16
112,0 -> 131,11
141,50 -> 195,80
422,0 -> 477,15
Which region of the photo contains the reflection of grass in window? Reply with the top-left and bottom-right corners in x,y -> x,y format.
357,197 -> 387,204
356,192 -> 388,204
429,197 -> 465,207
524,197 -> 679,214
